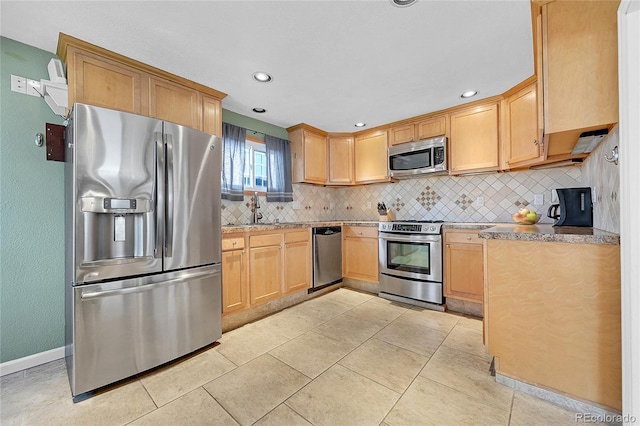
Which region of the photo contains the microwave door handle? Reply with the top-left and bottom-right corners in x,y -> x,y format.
165,133 -> 174,258
154,132 -> 165,259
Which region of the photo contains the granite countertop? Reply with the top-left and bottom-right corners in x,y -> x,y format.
222,220 -> 378,233
477,223 -> 620,245
442,222 -> 498,230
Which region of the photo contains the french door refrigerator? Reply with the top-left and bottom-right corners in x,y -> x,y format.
64,103 -> 222,397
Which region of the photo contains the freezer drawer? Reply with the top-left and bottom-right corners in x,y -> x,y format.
67,264 -> 221,396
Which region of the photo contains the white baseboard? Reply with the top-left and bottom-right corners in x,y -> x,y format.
0,347 -> 65,377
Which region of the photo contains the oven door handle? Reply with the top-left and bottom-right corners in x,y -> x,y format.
379,233 -> 441,243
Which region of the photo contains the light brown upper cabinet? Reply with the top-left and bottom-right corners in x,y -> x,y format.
327,135 -> 355,185
449,102 -> 500,174
57,33 -> 226,137
502,82 -> 544,169
288,124 -> 328,185
65,48 -> 145,115
354,130 -> 389,183
389,115 -> 447,146
148,76 -> 200,129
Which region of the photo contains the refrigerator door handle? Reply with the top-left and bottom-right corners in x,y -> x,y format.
155,132 -> 165,259
165,133 -> 174,258
80,268 -> 220,300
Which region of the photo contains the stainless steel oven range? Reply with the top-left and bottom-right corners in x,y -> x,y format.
378,220 -> 444,309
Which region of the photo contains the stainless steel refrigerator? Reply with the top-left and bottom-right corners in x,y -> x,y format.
64,103 -> 222,397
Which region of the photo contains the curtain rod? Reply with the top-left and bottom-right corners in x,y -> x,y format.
246,128 -> 266,136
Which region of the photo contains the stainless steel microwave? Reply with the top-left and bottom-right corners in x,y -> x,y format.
388,136 -> 447,178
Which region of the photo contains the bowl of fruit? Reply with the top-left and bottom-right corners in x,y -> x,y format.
512,208 -> 540,225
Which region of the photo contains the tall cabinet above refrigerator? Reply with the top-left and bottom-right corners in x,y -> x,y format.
64,103 -> 222,397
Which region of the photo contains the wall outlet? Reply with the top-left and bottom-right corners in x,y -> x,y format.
330,202 -> 334,210
475,196 -> 484,207
592,187 -> 598,204
367,201 -> 371,209
26,79 -> 41,97
534,194 -> 543,205
11,75 -> 26,93
292,201 -> 301,210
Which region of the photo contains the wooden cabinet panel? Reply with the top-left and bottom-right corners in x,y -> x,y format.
328,135 -> 354,185
250,233 -> 282,248
284,229 -> 310,243
354,130 -> 389,183
503,83 -> 543,168
343,226 -> 378,282
416,116 -> 447,140
284,239 -> 311,294
70,49 -> 144,114
486,239 -> 621,411
389,124 -> 415,146
541,1 -> 618,134
149,77 -> 200,129
222,249 -> 247,314
289,126 -> 327,184
449,103 -> 499,174
222,237 -> 245,251
249,245 -> 282,305
202,94 -> 222,137
444,242 -> 483,302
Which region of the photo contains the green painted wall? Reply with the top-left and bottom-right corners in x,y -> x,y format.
222,109 -> 289,140
0,37 -> 65,363
0,37 -> 288,364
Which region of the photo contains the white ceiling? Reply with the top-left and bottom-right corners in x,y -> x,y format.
0,1 -> 534,133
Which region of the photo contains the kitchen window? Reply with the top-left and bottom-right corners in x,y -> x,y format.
243,138 -> 267,192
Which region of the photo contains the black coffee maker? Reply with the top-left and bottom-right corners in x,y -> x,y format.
547,187 -> 593,227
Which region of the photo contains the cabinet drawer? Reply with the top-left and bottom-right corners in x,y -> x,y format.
343,226 -> 378,239
444,230 -> 482,244
285,229 -> 309,243
250,233 -> 282,248
222,237 -> 245,251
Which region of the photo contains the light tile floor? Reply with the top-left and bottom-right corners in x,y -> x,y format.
1,288 -> 593,425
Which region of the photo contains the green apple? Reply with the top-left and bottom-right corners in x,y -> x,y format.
526,211 -> 538,221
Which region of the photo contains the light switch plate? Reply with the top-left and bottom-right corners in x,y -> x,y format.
292,201 -> 301,210
475,196 -> 484,207
534,194 -> 543,205
11,75 -> 26,93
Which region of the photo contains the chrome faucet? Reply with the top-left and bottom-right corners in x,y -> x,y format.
251,191 -> 263,224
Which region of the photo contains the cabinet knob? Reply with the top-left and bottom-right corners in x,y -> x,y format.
446,244 -> 450,248
357,231 -> 363,235
232,241 -> 237,246
533,139 -> 539,145
466,236 -> 472,240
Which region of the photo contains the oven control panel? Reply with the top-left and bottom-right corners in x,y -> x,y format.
378,222 -> 442,234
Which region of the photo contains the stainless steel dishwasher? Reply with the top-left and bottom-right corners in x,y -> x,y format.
311,226 -> 342,292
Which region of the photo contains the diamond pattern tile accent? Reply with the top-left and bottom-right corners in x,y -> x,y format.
454,194 -> 473,211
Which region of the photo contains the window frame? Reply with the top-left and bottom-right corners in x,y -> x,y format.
243,136 -> 268,195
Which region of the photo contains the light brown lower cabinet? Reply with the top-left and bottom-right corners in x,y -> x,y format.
342,226 -> 379,282
221,236 -> 247,315
283,230 -> 312,294
443,229 -> 484,303
249,233 -> 283,306
485,238 -> 621,411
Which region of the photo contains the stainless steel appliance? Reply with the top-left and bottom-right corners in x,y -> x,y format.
388,136 -> 447,178
311,226 -> 342,291
64,104 -> 222,397
378,221 -> 444,307
547,187 -> 593,227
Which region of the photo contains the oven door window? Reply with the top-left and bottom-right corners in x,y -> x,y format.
386,241 -> 431,275
389,148 -> 432,171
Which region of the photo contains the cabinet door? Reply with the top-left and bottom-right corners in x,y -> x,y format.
328,136 -> 354,184
541,1 -> 618,134
449,103 -> 499,174
416,116 -> 447,140
284,240 -> 311,294
149,77 -> 201,130
222,249 -> 247,314
303,130 -> 328,184
504,83 -> 543,168
389,124 -> 415,146
444,241 -> 483,302
202,95 -> 222,137
343,236 -> 378,282
249,245 -> 282,305
354,131 -> 389,183
70,49 -> 144,114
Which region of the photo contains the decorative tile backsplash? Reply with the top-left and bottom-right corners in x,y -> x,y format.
222,130 -> 620,233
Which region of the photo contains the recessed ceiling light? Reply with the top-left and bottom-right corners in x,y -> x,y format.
390,0 -> 417,7
354,122 -> 366,127
252,72 -> 272,83
461,90 -> 478,98
252,107 -> 266,113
